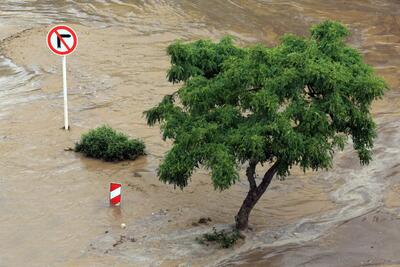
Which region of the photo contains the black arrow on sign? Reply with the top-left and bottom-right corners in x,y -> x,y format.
57,34 -> 71,48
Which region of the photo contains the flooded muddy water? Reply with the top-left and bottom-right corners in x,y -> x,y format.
0,1 -> 399,266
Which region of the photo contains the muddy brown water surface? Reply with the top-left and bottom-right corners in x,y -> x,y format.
0,1 -> 399,266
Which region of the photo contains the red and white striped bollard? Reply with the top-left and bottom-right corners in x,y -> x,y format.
110,183 -> 122,206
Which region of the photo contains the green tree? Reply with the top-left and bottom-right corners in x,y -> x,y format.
145,21 -> 387,230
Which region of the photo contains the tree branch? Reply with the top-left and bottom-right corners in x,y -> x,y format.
256,161 -> 279,195
305,85 -> 316,97
246,86 -> 261,92
246,160 -> 257,190
169,90 -> 179,99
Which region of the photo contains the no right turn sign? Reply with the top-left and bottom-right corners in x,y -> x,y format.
47,25 -> 78,56
46,25 -> 78,130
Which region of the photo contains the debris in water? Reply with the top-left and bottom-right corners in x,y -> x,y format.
152,209 -> 168,216
198,217 -> 212,224
112,235 -> 136,247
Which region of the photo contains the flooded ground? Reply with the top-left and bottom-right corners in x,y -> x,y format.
0,1 -> 399,266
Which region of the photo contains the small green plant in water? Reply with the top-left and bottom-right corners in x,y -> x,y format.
196,227 -> 244,248
75,125 -> 145,162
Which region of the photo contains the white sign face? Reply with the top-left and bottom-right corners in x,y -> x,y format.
47,25 -> 78,56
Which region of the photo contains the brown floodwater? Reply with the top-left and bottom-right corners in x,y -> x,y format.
0,1 -> 399,266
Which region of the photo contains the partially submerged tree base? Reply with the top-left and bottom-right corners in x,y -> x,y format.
145,21 -> 387,230
235,162 -> 279,230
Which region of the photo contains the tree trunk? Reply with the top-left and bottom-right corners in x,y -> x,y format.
235,161 -> 279,230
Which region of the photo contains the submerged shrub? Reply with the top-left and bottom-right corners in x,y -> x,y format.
196,227 -> 244,248
75,125 -> 145,162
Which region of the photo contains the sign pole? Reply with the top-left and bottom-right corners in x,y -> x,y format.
62,55 -> 69,130
47,25 -> 77,130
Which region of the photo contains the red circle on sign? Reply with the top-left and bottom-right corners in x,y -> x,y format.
47,25 -> 78,56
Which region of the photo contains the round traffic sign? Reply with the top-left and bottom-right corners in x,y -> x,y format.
47,25 -> 78,56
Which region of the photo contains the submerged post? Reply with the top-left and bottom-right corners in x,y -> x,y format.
62,55 -> 69,130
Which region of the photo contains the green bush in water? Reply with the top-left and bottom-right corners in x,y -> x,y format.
75,125 -> 145,162
196,227 -> 244,248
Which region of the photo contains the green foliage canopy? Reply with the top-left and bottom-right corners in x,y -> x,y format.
145,21 -> 387,190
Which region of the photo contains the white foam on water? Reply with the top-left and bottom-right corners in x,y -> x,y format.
0,56 -> 42,110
